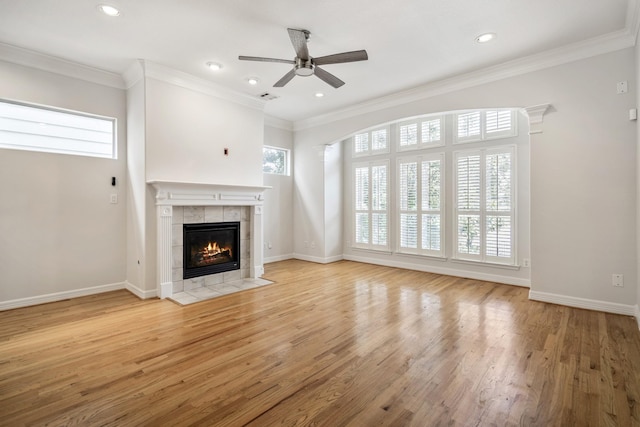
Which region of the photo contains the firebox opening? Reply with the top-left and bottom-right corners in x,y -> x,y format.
183,222 -> 240,279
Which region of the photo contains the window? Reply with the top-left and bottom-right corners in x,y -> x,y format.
398,154 -> 444,257
353,161 -> 389,250
454,146 -> 515,265
353,127 -> 389,156
0,99 -> 116,159
398,116 -> 443,151
454,109 -> 516,143
348,108 -> 521,267
263,145 -> 290,175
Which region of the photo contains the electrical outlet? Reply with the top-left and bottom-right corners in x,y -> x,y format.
522,258 -> 530,267
311,241 -> 316,249
612,274 -> 624,287
617,81 -> 628,94
303,241 -> 308,248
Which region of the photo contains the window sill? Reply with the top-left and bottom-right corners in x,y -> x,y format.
451,258 -> 520,271
351,247 -> 392,255
395,252 -> 448,262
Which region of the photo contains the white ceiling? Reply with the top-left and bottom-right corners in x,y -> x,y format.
0,0 -> 636,123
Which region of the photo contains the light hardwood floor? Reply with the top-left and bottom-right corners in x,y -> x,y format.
1,260 -> 640,426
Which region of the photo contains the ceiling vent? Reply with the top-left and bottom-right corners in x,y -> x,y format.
258,92 -> 279,101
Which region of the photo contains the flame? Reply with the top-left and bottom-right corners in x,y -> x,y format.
201,241 -> 231,258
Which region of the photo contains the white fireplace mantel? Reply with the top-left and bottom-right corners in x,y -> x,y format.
147,180 -> 270,299
148,180 -> 271,206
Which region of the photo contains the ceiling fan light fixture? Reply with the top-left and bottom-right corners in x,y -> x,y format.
98,4 -> 121,16
476,33 -> 496,43
206,62 -> 222,71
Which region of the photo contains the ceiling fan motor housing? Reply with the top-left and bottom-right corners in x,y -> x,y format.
294,57 -> 314,76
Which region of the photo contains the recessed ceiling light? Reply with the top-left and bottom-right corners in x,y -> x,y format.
247,77 -> 259,85
206,62 -> 222,71
314,92 -> 324,98
476,33 -> 496,43
98,4 -> 120,16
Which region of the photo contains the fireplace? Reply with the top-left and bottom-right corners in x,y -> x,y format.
183,222 -> 240,279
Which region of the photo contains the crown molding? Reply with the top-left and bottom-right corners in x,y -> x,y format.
293,28 -> 636,132
142,60 -> 265,112
122,60 -> 145,89
626,0 -> 640,44
0,42 -> 125,89
264,114 -> 294,131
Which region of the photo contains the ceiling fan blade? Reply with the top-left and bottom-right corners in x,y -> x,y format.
287,28 -> 310,60
313,50 -> 369,65
314,66 -> 345,88
238,56 -> 295,64
273,69 -> 297,87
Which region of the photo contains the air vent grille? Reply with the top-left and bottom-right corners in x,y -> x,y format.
259,92 -> 279,101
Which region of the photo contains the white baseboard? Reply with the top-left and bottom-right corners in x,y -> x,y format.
0,282 -> 127,311
636,305 -> 640,330
343,254 -> 530,287
125,281 -> 157,300
529,290 -> 637,316
264,253 -> 294,264
293,253 -> 344,264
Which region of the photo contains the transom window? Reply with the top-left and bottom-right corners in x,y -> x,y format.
0,98 -> 116,159
454,109 -> 516,143
353,126 -> 389,156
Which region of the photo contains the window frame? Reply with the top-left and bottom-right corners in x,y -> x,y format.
0,98 -> 117,159
352,126 -> 390,157
397,115 -> 444,152
352,159 -> 390,251
262,145 -> 290,176
396,153 -> 445,258
453,145 -> 516,265
454,109 -> 517,145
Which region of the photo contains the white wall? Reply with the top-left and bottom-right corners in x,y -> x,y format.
0,60 -> 127,305
636,37 -> 640,324
125,71 -> 150,296
145,78 -> 264,187
263,124 -> 294,262
293,140 -> 328,261
294,48 -> 637,311
324,142 -> 343,261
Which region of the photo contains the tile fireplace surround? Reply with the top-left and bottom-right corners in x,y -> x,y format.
148,180 -> 269,299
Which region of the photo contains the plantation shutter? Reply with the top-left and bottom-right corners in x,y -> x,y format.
353,162 -> 389,250
398,155 -> 443,256
399,123 -> 418,147
485,151 -> 513,259
421,160 -> 441,251
456,153 -> 481,257
456,111 -> 481,141
399,161 -> 418,248
455,147 -> 515,264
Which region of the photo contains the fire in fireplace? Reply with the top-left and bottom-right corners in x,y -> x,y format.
183,222 -> 240,279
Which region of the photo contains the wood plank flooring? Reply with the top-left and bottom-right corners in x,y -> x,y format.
1,260 -> 640,426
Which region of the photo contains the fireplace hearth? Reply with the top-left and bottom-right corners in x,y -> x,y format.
183,222 -> 240,279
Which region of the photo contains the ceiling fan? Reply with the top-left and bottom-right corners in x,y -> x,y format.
239,28 -> 368,88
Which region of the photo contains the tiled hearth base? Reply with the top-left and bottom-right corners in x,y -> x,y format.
169,278 -> 273,305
